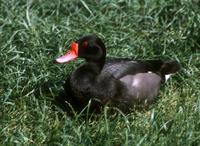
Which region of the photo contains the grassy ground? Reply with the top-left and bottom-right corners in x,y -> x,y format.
0,0 -> 200,145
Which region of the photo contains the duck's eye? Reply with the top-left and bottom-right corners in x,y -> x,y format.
82,41 -> 88,48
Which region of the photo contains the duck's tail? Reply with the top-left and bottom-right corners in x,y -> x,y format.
160,60 -> 181,81
144,59 -> 181,81
145,59 -> 181,74
160,60 -> 181,75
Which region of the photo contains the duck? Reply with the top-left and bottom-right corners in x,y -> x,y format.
55,35 -> 181,112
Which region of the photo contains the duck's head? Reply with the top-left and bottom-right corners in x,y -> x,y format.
56,35 -> 106,64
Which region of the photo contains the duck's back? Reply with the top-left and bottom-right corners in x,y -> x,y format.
102,59 -> 164,79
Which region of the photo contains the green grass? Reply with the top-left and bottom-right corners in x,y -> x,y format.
0,0 -> 200,145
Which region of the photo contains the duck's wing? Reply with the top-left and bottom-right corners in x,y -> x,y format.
103,58 -> 181,79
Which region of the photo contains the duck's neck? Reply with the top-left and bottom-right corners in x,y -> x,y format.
87,60 -> 105,75
86,57 -> 106,74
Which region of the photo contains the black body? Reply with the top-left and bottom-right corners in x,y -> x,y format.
55,35 -> 181,112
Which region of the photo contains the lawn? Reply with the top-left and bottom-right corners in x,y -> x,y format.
0,0 -> 200,145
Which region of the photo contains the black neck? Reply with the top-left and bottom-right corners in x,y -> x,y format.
85,62 -> 103,75
86,55 -> 106,73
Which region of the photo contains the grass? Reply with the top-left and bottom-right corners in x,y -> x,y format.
0,0 -> 200,145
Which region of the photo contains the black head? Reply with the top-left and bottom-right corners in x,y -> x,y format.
76,35 -> 106,62
56,35 -> 106,64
